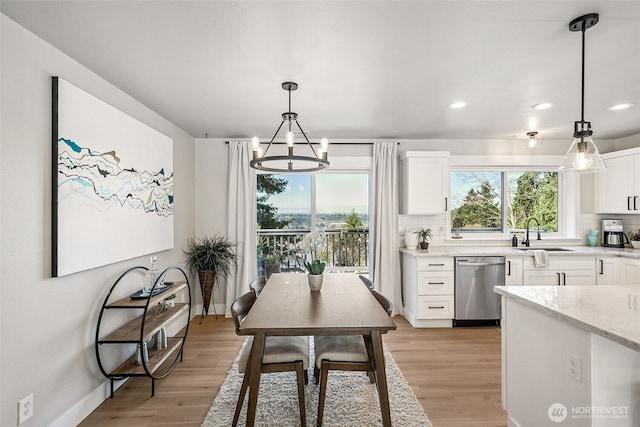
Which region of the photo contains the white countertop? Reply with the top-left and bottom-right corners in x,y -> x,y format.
400,245 -> 640,258
495,285 -> 640,352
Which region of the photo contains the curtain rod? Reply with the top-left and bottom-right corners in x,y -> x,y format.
223,141 -> 399,145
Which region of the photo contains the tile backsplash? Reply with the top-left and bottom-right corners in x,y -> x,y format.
398,213 -> 640,248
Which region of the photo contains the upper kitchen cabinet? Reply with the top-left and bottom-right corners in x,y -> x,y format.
399,151 -> 450,214
595,148 -> 640,214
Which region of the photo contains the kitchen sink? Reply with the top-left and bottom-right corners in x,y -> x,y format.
516,247 -> 573,252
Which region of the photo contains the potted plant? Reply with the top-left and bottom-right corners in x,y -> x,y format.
628,230 -> 640,249
163,293 -> 176,308
416,228 -> 432,250
298,230 -> 327,291
184,233 -> 237,318
262,254 -> 282,279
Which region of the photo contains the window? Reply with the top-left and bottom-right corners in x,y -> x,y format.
256,173 -> 370,272
450,170 -> 559,235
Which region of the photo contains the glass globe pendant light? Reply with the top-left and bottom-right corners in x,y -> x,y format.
559,13 -> 606,173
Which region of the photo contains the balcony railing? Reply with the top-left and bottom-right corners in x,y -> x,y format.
257,228 -> 369,270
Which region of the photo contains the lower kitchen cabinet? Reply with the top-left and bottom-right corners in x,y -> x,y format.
619,257 -> 640,285
505,257 -> 524,286
401,254 -> 454,327
522,256 -> 596,286
596,256 -> 618,285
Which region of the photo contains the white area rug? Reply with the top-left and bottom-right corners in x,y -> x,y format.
202,337 -> 432,426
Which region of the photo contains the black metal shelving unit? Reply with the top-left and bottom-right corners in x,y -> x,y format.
95,265 -> 192,397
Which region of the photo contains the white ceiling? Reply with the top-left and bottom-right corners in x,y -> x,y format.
2,1 -> 639,142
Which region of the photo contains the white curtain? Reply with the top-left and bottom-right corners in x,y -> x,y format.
371,142 -> 401,315
226,140 -> 257,317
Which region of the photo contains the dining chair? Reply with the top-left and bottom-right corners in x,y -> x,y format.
249,275 -> 266,297
370,289 -> 393,316
230,291 -> 309,426
358,274 -> 374,290
313,289 -> 393,426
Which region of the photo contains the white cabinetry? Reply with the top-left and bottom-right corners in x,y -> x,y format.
522,256 -> 596,286
399,151 -> 450,214
505,257 -> 523,286
596,149 -> 640,213
619,257 -> 640,285
401,254 -> 453,328
595,257 -> 618,285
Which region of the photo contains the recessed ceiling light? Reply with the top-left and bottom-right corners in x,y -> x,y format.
448,101 -> 467,109
607,103 -> 635,111
531,102 -> 554,110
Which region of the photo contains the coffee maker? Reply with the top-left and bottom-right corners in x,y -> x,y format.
602,219 -> 629,248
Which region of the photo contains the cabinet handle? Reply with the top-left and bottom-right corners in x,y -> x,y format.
556,272 -> 561,286
428,306 -> 445,309
562,272 -> 567,286
444,197 -> 448,211
429,263 -> 445,266
428,282 -> 445,285
599,259 -> 604,275
635,196 -> 638,211
629,196 -> 633,211
507,260 -> 512,276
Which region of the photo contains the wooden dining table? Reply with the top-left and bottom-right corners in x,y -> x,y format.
238,272 -> 397,426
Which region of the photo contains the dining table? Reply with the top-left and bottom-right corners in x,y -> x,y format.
238,272 -> 397,426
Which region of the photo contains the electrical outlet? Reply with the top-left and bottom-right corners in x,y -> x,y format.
18,394 -> 33,425
567,353 -> 582,382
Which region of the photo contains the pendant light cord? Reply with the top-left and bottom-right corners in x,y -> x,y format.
580,26 -> 586,130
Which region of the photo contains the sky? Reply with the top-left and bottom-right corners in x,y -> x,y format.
264,174 -> 369,214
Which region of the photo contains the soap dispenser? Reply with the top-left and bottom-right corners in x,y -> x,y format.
511,234 -> 518,247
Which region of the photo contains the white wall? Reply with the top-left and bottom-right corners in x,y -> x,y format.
193,138 -> 229,313
0,14 -> 195,427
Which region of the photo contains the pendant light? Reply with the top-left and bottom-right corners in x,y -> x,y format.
527,131 -> 540,149
250,82 -> 329,173
559,13 -> 606,173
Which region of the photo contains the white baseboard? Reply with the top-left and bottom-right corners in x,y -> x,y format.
50,377 -> 127,427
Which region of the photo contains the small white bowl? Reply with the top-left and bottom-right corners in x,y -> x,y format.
631,241 -> 640,249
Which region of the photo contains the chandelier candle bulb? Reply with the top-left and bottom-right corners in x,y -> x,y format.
286,131 -> 295,147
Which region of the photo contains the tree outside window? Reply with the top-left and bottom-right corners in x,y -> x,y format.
256,173 -> 370,272
451,171 -> 558,234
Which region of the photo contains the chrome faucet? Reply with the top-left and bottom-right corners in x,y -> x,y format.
522,218 -> 541,247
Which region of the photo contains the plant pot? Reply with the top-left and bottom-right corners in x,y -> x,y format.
265,265 -> 281,279
405,232 -> 419,249
631,241 -> 640,249
419,241 -> 429,250
198,270 -> 217,317
307,274 -> 323,291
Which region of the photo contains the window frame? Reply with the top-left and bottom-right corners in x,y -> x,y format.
256,164 -> 372,271
448,164 -> 570,240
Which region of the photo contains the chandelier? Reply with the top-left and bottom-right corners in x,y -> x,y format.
250,82 -> 329,173
559,13 -> 606,173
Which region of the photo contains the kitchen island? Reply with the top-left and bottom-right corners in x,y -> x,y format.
495,285 -> 640,427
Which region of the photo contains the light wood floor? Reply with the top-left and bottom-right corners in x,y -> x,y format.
80,315 -> 507,426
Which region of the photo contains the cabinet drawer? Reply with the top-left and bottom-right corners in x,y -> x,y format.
417,272 -> 453,295
417,257 -> 454,271
523,256 -> 594,271
417,295 -> 454,319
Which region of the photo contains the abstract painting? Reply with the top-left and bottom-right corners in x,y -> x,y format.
52,77 -> 174,277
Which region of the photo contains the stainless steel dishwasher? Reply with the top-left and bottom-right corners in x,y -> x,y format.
454,256 -> 505,326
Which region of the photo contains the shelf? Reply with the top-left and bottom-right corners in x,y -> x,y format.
99,304 -> 189,344
95,265 -> 192,397
106,282 -> 187,309
110,336 -> 184,376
